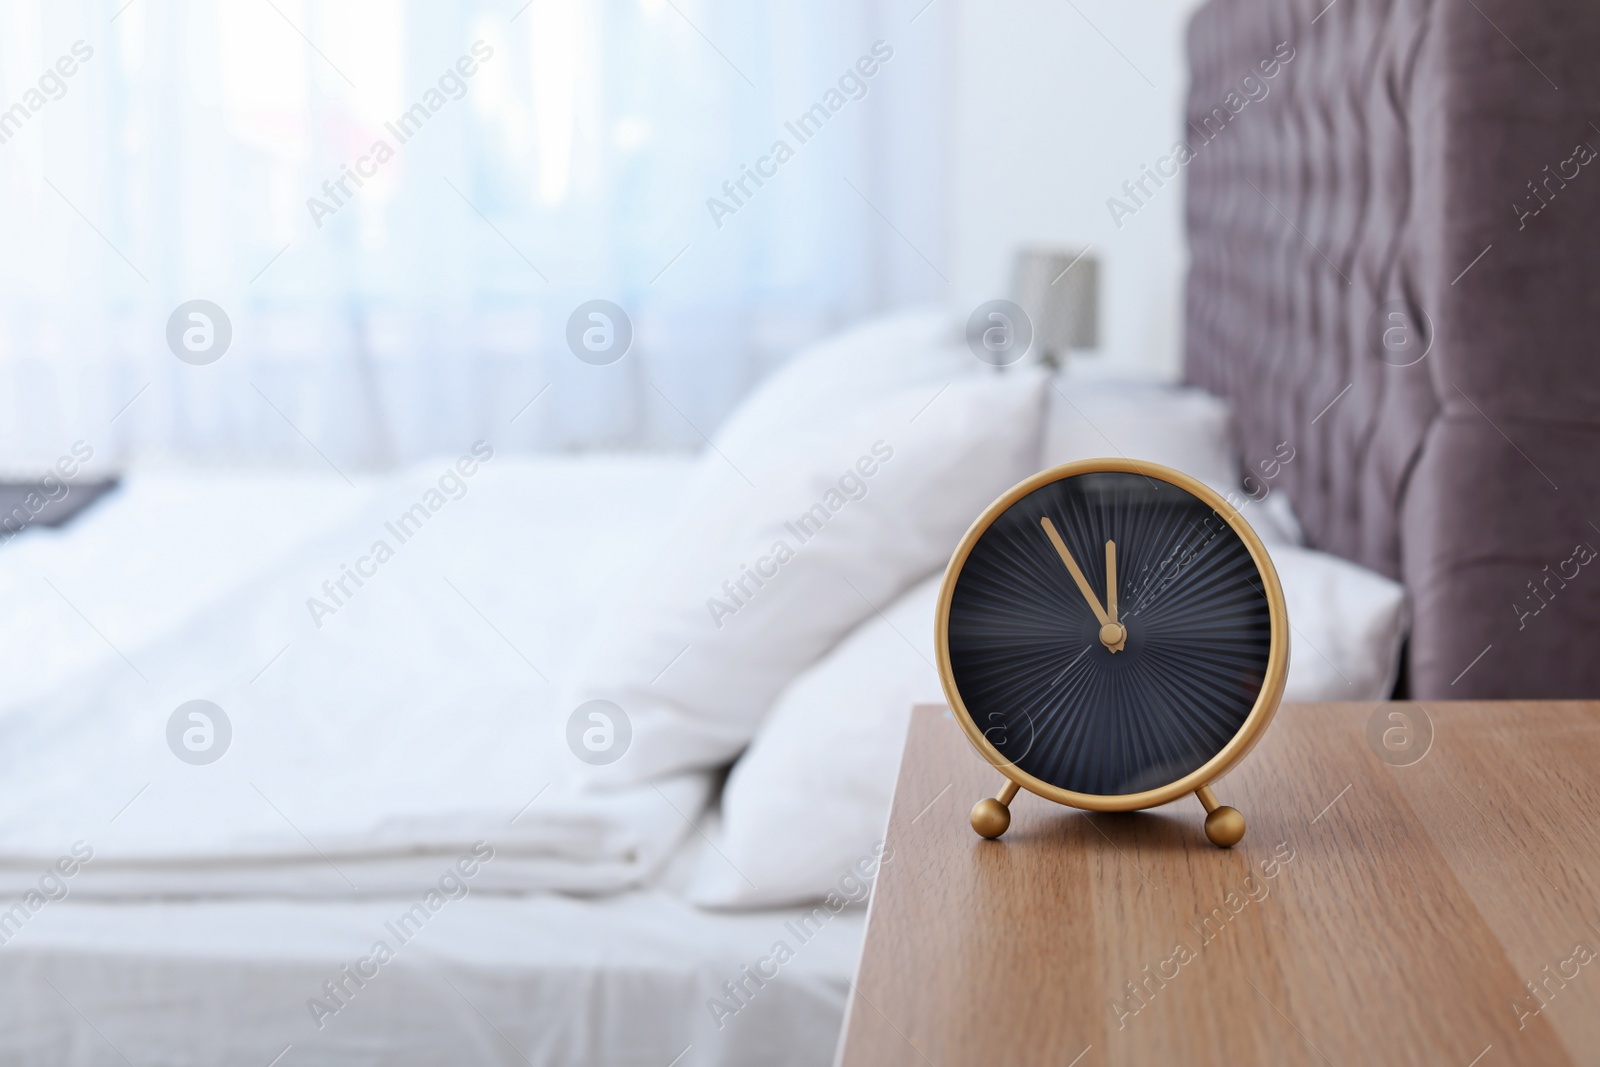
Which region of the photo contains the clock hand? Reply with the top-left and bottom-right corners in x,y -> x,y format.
1105,540 -> 1118,624
1104,539 -> 1125,653
1039,518 -> 1126,653
1040,517 -> 1108,624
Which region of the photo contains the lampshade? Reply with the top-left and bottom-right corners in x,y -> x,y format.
1009,246 -> 1099,367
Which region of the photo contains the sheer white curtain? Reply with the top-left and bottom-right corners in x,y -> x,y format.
0,0 -> 948,470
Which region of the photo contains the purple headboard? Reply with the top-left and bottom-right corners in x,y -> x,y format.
1184,0 -> 1600,698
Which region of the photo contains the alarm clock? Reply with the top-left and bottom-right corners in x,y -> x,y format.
935,458 -> 1288,848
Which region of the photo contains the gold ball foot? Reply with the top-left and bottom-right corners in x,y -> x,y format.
970,797 -> 1011,839
1204,805 -> 1246,848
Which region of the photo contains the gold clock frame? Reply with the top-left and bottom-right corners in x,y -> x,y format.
934,458 -> 1289,848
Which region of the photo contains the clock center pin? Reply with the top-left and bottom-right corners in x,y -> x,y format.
1098,622 -> 1126,650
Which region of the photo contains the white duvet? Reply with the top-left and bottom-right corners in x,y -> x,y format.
0,454 -> 708,898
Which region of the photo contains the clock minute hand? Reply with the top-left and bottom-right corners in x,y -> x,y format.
1040,517 -> 1109,625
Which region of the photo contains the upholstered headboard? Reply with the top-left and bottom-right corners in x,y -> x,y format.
1184,0 -> 1600,698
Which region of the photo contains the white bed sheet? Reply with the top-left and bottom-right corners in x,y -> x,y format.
0,832 -> 863,1067
0,455 -> 710,896
0,467 -> 381,708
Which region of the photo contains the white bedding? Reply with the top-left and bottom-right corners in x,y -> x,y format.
0,457 -> 864,1066
0,468 -> 381,708
0,455 -> 708,897
0,833 -> 864,1067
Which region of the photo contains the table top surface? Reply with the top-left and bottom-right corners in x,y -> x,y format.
836,701 -> 1600,1067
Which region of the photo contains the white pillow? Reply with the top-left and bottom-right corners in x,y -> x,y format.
694,543 -> 1405,909
1043,377 -> 1240,489
1274,545 -> 1407,701
691,573 -> 944,909
710,308 -> 965,464
565,368 -> 1049,784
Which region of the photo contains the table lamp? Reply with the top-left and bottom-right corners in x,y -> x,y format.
1010,246 -> 1099,369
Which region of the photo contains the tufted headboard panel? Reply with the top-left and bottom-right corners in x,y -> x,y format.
1184,0 -> 1600,698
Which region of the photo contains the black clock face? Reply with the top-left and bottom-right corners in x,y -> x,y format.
945,470 -> 1274,797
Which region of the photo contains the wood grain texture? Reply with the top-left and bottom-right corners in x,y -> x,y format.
836,702 -> 1600,1066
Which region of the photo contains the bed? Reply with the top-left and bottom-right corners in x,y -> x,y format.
0,460 -> 862,1067
1184,0 -> 1600,698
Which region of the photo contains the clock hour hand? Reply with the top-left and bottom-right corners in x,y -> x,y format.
1040,518 -> 1126,652
1105,540 -> 1117,623
1104,539 -> 1125,652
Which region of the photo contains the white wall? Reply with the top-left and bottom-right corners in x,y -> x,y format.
949,0 -> 1208,380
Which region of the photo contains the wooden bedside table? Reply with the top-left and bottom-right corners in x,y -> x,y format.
835,702 -> 1600,1066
